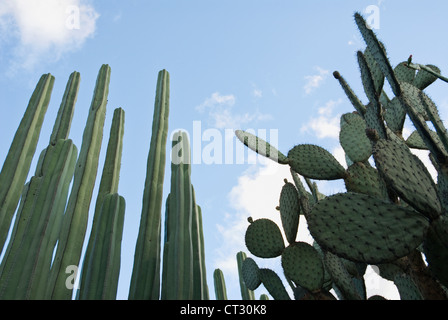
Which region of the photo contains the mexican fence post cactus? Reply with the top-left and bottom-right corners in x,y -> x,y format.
128,70 -> 170,300
48,64 -> 111,300
0,74 -> 54,253
78,107 -> 126,300
213,269 -> 228,300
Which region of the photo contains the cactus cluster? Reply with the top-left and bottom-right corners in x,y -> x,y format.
235,12 -> 448,300
0,67 -> 209,300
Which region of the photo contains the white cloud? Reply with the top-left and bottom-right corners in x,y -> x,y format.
196,92 -> 272,129
0,0 -> 99,71
301,99 -> 342,139
304,67 -> 329,95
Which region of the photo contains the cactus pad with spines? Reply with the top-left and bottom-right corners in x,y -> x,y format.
307,192 -> 430,264
245,218 -> 285,258
241,257 -> 261,291
258,268 -> 290,300
281,242 -> 324,292
373,139 -> 441,219
339,113 -> 371,163
235,130 -> 289,164
287,144 -> 347,180
279,180 -> 300,244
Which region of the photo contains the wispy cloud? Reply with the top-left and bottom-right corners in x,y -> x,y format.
304,67 -> 329,95
300,99 -> 342,139
0,0 -> 99,72
196,92 -> 272,129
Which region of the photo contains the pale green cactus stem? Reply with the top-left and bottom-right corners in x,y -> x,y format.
78,107 -> 125,299
213,269 -> 228,300
129,70 -> 170,300
48,64 -> 111,300
0,74 -> 54,253
77,193 -> 125,300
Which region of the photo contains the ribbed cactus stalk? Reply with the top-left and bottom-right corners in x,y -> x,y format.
129,70 -> 170,300
161,130 -> 208,300
0,74 -> 54,253
48,64 -> 111,300
0,71 -> 80,300
77,193 -> 125,300
78,107 -> 125,299
213,269 -> 228,300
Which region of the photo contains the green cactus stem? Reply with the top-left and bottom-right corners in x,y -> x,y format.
48,64 -> 111,300
129,70 -> 170,300
0,74 -> 54,253
213,269 -> 228,300
236,251 -> 255,300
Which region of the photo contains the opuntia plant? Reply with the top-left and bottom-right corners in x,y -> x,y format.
236,12 -> 448,300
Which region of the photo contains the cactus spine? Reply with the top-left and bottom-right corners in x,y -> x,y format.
129,70 -> 170,300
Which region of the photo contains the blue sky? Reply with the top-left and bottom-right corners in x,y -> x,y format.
1,0 -> 447,300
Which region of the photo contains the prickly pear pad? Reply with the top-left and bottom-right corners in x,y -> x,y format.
245,218 -> 285,258
241,257 -> 261,291
307,192 -> 429,264
281,242 -> 324,292
279,181 -> 300,244
287,144 -> 347,180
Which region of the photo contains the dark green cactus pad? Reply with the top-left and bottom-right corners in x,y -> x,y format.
373,139 -> 441,219
281,242 -> 324,292
323,251 -> 362,300
339,113 -> 371,163
307,192 -> 430,264
364,46 -> 385,95
279,180 -> 300,244
394,61 -> 416,84
413,64 -> 441,90
241,257 -> 261,291
258,268 -> 290,300
235,130 -> 289,164
394,274 -> 423,300
344,162 -> 388,199
400,82 -> 438,121
423,216 -> 448,288
287,144 -> 347,180
384,97 -> 406,134
245,218 -> 285,258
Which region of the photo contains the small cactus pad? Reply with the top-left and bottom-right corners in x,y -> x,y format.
279,180 -> 300,244
245,218 -> 285,258
373,139 -> 441,219
344,162 -> 388,199
258,268 -> 290,300
324,251 -> 362,300
339,113 -> 372,163
281,242 -> 324,291
241,257 -> 261,291
412,64 -> 441,90
307,192 -> 430,264
287,144 -> 347,180
235,130 -> 289,164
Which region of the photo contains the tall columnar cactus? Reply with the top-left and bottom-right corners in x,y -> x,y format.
236,251 -> 255,300
0,71 -> 80,300
48,64 -> 111,300
213,269 -> 228,300
161,131 -> 209,300
129,70 -> 170,300
78,107 -> 126,300
0,74 -> 54,253
235,12 -> 448,300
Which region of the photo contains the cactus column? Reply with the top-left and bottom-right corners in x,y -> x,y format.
0,74 -> 54,253
48,64 -> 111,300
129,70 -> 170,300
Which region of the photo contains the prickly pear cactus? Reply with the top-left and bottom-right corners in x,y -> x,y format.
235,11 -> 448,299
